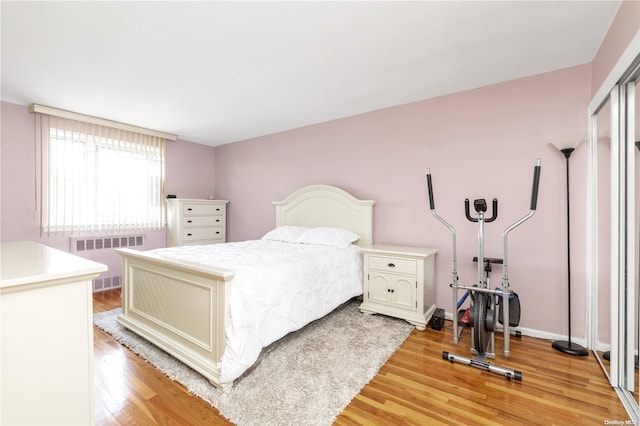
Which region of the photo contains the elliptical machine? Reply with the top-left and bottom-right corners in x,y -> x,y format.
425,159 -> 541,381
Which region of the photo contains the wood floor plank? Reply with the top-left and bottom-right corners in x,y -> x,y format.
93,289 -> 629,425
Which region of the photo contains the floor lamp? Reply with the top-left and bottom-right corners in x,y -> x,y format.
552,146 -> 588,356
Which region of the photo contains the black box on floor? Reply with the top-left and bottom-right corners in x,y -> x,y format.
430,308 -> 445,330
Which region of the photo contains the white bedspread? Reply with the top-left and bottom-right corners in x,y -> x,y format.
149,240 -> 363,383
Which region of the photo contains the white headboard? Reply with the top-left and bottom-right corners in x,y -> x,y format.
273,185 -> 376,246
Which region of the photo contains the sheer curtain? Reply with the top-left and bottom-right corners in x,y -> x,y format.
36,110 -> 168,235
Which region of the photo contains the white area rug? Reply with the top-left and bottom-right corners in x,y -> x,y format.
94,300 -> 412,426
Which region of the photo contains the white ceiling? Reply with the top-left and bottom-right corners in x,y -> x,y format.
1,1 -> 621,147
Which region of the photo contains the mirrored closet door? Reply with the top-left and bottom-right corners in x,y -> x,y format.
633,75 -> 639,408
592,95 -> 612,381
589,55 -> 640,421
619,72 -> 638,410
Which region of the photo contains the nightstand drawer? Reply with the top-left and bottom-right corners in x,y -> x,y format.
183,203 -> 224,216
369,256 -> 417,275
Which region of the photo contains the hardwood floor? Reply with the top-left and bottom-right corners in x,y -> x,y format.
93,289 -> 629,425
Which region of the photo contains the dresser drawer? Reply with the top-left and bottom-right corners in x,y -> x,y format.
183,203 -> 224,216
183,227 -> 224,242
183,216 -> 223,227
368,256 -> 417,275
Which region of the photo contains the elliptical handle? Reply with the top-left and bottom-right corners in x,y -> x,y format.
464,199 -> 477,222
530,159 -> 542,211
485,198 -> 499,223
426,169 -> 435,210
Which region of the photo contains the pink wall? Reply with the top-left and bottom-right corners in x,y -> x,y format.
591,0 -> 640,97
0,101 -> 217,277
215,64 -> 592,337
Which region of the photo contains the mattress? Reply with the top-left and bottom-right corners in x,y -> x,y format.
149,239 -> 363,383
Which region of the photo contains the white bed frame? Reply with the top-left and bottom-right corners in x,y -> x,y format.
116,184 -> 375,392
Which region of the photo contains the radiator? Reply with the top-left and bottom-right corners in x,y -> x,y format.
92,276 -> 121,292
69,234 -> 146,293
70,235 -> 145,253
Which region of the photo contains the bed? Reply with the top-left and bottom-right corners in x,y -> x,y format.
115,184 -> 375,392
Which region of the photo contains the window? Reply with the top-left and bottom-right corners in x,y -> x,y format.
35,109 -> 170,235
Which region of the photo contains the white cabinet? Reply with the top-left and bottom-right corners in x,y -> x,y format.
359,244 -> 437,330
166,198 -> 229,247
0,241 -> 107,426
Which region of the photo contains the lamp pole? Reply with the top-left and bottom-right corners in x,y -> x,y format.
552,147 -> 588,356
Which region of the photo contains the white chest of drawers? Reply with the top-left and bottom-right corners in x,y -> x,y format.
166,198 -> 229,247
359,244 -> 438,330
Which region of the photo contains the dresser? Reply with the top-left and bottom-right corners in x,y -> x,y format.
359,244 -> 437,330
1,241 -> 107,425
166,198 -> 229,247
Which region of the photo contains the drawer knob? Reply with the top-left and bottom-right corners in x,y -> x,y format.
387,288 -> 395,293
387,263 -> 396,268
187,208 -> 193,211
216,219 -> 220,223
187,233 -> 192,236
187,220 -> 192,223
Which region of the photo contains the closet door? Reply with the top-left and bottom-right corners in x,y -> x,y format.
591,94 -> 612,380
589,56 -> 640,421
629,75 -> 639,406
611,68 -> 638,416
617,79 -> 636,396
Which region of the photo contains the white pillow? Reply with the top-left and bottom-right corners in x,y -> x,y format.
261,226 -> 310,243
297,227 -> 359,248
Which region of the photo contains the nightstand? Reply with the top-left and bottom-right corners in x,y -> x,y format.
359,244 -> 437,330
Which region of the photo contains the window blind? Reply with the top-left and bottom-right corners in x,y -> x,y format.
34,107 -> 170,235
